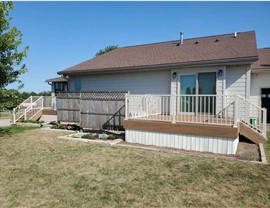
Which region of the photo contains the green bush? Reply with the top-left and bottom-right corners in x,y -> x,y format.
107,134 -> 117,140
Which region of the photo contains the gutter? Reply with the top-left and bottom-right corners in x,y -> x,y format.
58,56 -> 258,75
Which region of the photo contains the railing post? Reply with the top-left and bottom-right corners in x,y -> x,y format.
13,108 -> 16,124
30,96 -> 33,110
41,96 -> 44,109
233,95 -> 239,127
172,94 -> 176,124
263,108 -> 267,137
146,95 -> 149,117
24,108 -> 27,120
125,92 -> 129,120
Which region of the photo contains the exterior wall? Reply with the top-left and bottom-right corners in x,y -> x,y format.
250,72 -> 270,107
126,129 -> 239,155
68,64 -> 250,97
226,65 -> 250,98
68,70 -> 171,94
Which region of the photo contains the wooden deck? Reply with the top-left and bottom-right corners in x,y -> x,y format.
124,117 -> 268,144
124,119 -> 238,139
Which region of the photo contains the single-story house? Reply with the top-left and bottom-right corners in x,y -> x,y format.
48,31 -> 269,155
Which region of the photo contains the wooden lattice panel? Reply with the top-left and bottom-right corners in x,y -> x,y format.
81,91 -> 127,100
57,92 -> 81,98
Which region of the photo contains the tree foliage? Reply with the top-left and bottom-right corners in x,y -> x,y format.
95,45 -> 118,57
0,90 -> 51,110
0,88 -> 20,110
0,1 -> 29,88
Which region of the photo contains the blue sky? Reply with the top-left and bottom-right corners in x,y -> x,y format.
7,1 -> 270,92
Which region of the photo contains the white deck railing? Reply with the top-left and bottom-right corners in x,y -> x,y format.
12,96 -> 53,124
125,94 -> 267,136
236,95 -> 267,136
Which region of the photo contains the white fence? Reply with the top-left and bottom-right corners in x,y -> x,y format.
125,94 -> 267,136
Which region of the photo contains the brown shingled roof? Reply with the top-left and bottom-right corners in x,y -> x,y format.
59,31 -> 258,75
45,77 -> 68,83
251,48 -> 270,71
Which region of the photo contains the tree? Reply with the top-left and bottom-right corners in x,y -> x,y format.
95,45 -> 118,57
0,1 -> 29,88
0,88 -> 20,110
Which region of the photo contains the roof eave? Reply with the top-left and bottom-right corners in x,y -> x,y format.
58,56 -> 259,76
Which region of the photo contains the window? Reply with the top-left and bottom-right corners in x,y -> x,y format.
74,79 -> 81,92
54,82 -> 66,92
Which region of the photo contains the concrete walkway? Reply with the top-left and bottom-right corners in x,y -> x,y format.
0,119 -> 11,127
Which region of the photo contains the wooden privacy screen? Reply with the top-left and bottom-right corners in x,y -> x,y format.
56,91 -> 127,130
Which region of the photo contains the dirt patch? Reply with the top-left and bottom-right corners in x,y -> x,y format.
236,140 -> 260,161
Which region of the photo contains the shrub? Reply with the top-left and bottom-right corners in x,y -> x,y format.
107,134 -> 117,140
0,128 -> 10,137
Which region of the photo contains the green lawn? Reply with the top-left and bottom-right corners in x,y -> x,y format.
0,125 -> 39,136
0,128 -> 270,208
264,127 -> 270,162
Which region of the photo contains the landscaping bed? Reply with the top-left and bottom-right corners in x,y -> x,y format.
58,131 -> 124,146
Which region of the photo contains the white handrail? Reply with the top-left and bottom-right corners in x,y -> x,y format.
27,96 -> 44,120
236,95 -> 267,136
12,96 -> 44,123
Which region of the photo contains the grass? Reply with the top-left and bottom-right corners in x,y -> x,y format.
0,125 -> 39,136
264,126 -> 270,162
0,129 -> 270,208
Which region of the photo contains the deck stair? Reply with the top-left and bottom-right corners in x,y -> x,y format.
12,96 -> 53,124
235,95 -> 268,144
238,121 -> 267,144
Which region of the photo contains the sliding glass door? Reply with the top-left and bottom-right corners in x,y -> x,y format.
179,72 -> 216,114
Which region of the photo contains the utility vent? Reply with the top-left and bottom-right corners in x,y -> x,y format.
177,32 -> 184,46
215,39 -> 219,42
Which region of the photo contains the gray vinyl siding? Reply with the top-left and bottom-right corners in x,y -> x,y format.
250,72 -> 270,107
68,70 -> 171,94
226,65 -> 248,98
